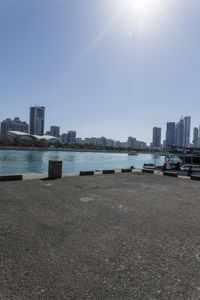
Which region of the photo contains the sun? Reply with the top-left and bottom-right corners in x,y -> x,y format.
119,0 -> 162,35
125,0 -> 159,17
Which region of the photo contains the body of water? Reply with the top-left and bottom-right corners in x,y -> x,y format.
0,149 -> 170,174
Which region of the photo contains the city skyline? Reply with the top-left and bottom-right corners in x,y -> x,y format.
1,107 -> 199,149
0,0 -> 200,143
0,109 -> 197,145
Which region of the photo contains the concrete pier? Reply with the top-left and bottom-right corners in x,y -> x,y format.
0,173 -> 200,299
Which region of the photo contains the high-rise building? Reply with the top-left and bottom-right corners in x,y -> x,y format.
198,126 -> 200,148
127,136 -> 137,148
50,126 -> 60,138
0,118 -> 12,140
165,122 -> 175,146
0,117 -> 28,140
61,133 -> 68,144
29,106 -> 45,135
175,116 -> 191,148
97,137 -> 107,147
152,127 -> 161,148
183,116 -> 191,148
106,139 -> 114,147
193,127 -> 198,148
175,117 -> 184,147
11,117 -> 28,133
67,131 -> 76,144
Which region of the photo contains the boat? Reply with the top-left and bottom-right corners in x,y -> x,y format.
128,152 -> 138,156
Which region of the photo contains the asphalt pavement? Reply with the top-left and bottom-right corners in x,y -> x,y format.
0,172 -> 200,299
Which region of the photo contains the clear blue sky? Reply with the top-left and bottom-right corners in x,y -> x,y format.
0,0 -> 199,144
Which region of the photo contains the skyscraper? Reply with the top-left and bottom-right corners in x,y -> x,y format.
0,117 -> 28,140
183,116 -> 191,148
127,136 -> 137,148
0,118 -> 12,140
67,131 -> 76,144
175,117 -> 184,147
50,126 -> 60,138
152,127 -> 161,148
29,106 -> 45,136
198,126 -> 200,148
193,127 -> 198,147
11,117 -> 28,133
166,122 -> 175,147
175,116 -> 191,148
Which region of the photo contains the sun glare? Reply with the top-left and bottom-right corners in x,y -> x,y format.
126,0 -> 158,17
120,0 -> 163,35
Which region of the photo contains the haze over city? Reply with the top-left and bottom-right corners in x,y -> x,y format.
0,0 -> 200,143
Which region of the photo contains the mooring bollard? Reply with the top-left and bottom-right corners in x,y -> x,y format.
48,160 -> 62,179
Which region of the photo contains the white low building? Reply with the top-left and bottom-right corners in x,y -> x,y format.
8,131 -> 60,145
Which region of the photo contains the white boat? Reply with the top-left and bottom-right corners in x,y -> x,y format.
128,152 -> 138,156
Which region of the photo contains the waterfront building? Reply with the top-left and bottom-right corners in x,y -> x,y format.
127,136 -> 146,149
8,131 -> 60,145
50,126 -> 60,138
175,117 -> 184,147
165,122 -> 175,147
20,121 -> 29,133
198,126 -> 200,147
29,106 -> 45,136
152,127 -> 161,149
97,137 -> 107,147
175,116 -> 191,148
67,131 -> 76,144
193,127 -> 199,147
76,138 -> 84,145
84,138 -> 97,145
106,139 -> 114,147
183,116 -> 191,148
114,141 -> 127,148
0,118 -> 12,140
127,137 -> 137,148
137,141 -> 147,149
61,133 -> 69,144
0,117 -> 28,140
11,117 -> 28,133
61,131 -> 76,144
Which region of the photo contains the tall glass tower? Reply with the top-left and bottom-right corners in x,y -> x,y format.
152,127 -> 161,148
29,106 -> 45,136
183,116 -> 191,148
166,122 -> 175,146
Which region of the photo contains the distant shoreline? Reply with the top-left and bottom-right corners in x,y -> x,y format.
0,146 -> 129,154
0,146 -> 164,155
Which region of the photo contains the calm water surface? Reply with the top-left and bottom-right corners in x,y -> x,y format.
0,150 -> 167,174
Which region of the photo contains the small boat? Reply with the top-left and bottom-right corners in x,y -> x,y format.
128,152 -> 138,156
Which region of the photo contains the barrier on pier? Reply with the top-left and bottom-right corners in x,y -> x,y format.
80,171 -> 94,176
121,168 -> 132,173
0,175 -> 23,182
163,171 -> 178,177
190,174 -> 200,181
102,169 -> 115,174
142,169 -> 154,174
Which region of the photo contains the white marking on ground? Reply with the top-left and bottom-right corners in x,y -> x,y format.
118,204 -> 129,213
80,197 -> 94,202
195,252 -> 200,262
